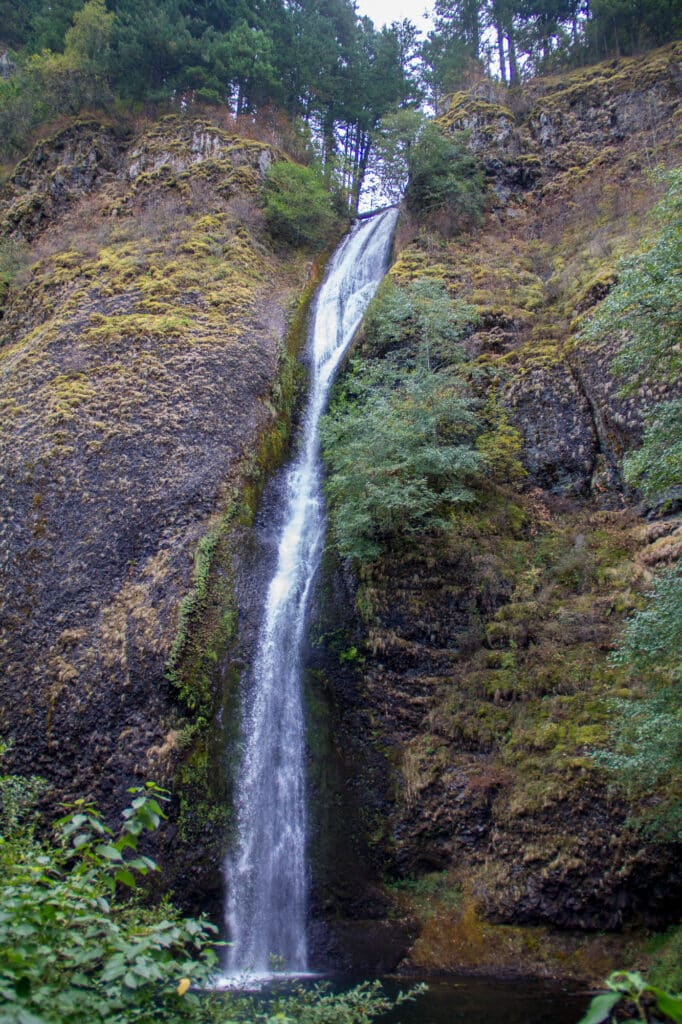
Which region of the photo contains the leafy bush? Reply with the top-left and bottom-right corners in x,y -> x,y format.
598,566 -> 682,838
222,979 -> 425,1024
405,123 -> 485,230
361,276 -> 476,368
581,169 -> 682,392
624,397 -> 682,501
581,169 -> 682,504
611,566 -> 682,684
0,758 -> 424,1023
322,358 -> 483,561
0,779 -> 220,1024
264,161 -> 340,249
577,970 -> 682,1024
321,278 -> 486,562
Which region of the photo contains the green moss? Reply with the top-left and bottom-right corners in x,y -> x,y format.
386,871 -> 463,919
647,924 -> 682,992
389,248 -> 449,284
439,93 -> 515,133
167,243 -> 327,844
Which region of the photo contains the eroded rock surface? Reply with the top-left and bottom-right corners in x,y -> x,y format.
312,44 -> 682,977
0,116 -> 311,906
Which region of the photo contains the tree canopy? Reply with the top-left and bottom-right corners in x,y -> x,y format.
422,0 -> 682,99
0,0 -> 421,210
1,0 -> 678,202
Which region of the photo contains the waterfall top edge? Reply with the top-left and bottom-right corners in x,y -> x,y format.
355,204 -> 399,221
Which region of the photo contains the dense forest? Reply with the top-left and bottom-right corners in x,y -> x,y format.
0,0 -> 681,1021
1,0 -> 681,205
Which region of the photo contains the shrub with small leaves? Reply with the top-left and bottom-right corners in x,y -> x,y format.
264,161 -> 340,249
321,356 -> 483,562
0,780 -> 219,1024
580,169 -> 682,504
597,566 -> 682,839
405,123 -> 485,231
0,760 -> 425,1024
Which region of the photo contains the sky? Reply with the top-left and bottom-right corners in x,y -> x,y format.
354,0 -> 434,30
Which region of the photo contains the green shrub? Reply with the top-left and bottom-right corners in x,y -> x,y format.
0,753 -> 424,1023
223,979 -> 426,1023
581,169 -> 682,392
597,566 -> 682,839
581,169 -> 682,504
321,357 -> 483,562
361,276 -> 477,368
264,161 -> 340,249
0,781 -> 220,1023
577,970 -> 682,1024
321,276 -> 487,562
405,123 -> 485,230
624,397 -> 682,501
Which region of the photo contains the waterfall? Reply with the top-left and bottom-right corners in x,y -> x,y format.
224,207 -> 398,977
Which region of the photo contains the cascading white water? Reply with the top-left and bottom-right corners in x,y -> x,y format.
224,207 -> 398,977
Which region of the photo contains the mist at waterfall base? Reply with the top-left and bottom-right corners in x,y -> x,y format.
221,209 -> 399,983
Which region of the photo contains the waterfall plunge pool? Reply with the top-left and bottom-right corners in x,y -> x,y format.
209,971 -> 590,1022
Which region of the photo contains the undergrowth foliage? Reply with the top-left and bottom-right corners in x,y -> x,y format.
582,169 -> 682,842
0,753 -> 424,1023
598,566 -> 682,839
581,168 -> 682,503
0,776 -> 220,1024
320,276 -> 526,562
321,278 -> 486,562
264,161 -> 342,249
578,970 -> 682,1024
404,124 -> 486,233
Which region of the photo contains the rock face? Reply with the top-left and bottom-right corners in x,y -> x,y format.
310,44 -> 682,978
0,115 -> 312,908
0,46 -> 680,981
442,45 -> 682,202
434,41 -> 682,499
2,121 -> 128,238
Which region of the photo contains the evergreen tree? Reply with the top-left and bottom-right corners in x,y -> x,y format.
405,121 -> 486,229
29,0 -> 85,53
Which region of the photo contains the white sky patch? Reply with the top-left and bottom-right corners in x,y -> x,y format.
354,0 -> 434,31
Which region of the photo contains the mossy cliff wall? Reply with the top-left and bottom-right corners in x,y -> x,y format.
437,42 -> 682,495
0,114 -> 315,908
0,45 -> 679,977
313,44 -> 681,979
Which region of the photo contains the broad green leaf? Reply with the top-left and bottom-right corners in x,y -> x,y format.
94,843 -> 123,862
651,987 -> 682,1023
577,991 -> 621,1024
114,868 -> 136,889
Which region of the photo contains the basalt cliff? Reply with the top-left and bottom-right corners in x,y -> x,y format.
0,113 -> 317,909
307,43 -> 682,977
1,44 -> 681,979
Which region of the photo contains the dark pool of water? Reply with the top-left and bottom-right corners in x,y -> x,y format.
377,974 -> 590,1024
214,970 -> 591,1023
